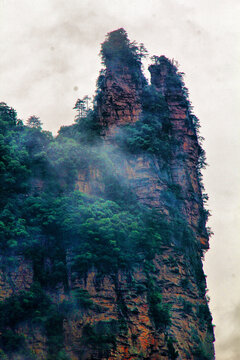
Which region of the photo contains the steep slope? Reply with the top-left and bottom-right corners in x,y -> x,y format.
0,29 -> 214,359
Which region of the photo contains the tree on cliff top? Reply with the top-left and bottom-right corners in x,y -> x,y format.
26,115 -> 42,129
100,28 -> 147,68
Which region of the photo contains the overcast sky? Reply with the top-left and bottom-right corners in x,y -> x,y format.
0,0 -> 240,358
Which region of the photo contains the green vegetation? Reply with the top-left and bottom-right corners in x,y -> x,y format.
82,320 -> 119,357
72,288 -> 94,309
0,282 -> 68,359
191,326 -> 214,360
167,337 -> 179,359
147,279 -> 171,330
114,86 -> 173,160
150,55 -> 188,100
0,330 -> 24,354
178,297 -> 193,315
197,304 -> 213,331
21,191 -> 168,282
0,27 -> 213,358
100,28 -> 146,65
0,100 -> 172,355
26,115 -> 43,129
100,28 -> 147,86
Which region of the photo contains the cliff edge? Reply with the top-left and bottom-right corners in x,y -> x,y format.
0,29 -> 214,359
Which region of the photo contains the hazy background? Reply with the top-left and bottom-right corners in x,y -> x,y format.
0,0 -> 239,358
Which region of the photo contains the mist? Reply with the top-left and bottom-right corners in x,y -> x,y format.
0,1 -> 240,358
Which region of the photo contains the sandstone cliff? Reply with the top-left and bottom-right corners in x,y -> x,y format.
0,29 -> 214,359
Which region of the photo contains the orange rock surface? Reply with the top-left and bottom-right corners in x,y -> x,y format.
0,52 -> 214,359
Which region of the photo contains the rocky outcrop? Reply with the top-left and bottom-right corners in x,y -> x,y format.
97,66 -> 142,136
0,31 -> 214,359
66,52 -> 214,358
0,257 -> 33,300
149,56 -> 209,249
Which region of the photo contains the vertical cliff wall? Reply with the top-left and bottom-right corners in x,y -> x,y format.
148,57 -> 209,249
72,33 -> 214,358
0,29 -> 214,360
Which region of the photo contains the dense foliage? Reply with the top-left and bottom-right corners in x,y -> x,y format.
0,101 -> 172,357
100,28 -> 147,69
99,28 -> 147,87
0,283 -> 68,359
114,86 -> 173,159
147,278 -> 171,330
0,28 -> 212,358
82,320 -> 119,357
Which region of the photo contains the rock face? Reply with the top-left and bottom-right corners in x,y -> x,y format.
68,53 -> 214,358
0,31 -> 214,359
97,65 -> 142,133
149,57 -> 209,249
0,257 -> 33,300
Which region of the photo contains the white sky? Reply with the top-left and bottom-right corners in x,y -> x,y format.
0,1 -> 239,358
